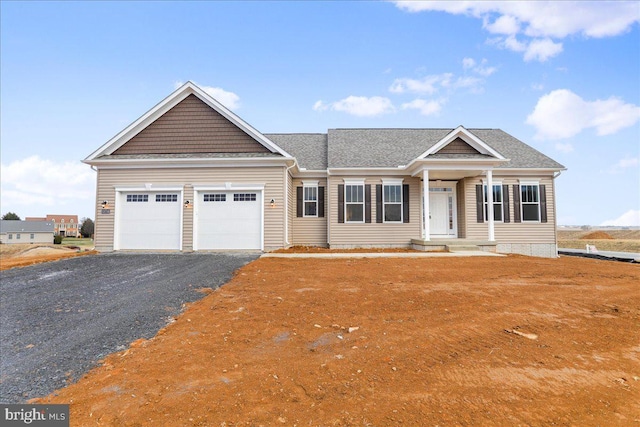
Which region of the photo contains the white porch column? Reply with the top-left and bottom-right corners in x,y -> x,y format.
422,169 -> 430,240
486,169 -> 495,242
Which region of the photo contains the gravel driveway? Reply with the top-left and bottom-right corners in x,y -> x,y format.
0,252 -> 258,403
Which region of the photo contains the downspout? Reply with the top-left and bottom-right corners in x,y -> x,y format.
284,161 -> 297,246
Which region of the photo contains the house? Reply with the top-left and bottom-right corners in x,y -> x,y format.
84,82 -> 565,257
0,220 -> 54,244
27,215 -> 80,237
47,215 -> 80,237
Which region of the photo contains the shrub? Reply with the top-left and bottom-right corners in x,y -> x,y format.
53,235 -> 63,244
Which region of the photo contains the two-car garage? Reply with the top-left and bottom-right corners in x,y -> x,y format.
115,187 -> 263,251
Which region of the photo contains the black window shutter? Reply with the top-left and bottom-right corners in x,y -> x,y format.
540,184 -> 548,223
513,184 -> 521,223
376,184 -> 383,223
403,184 -> 410,223
502,184 -> 510,223
318,187 -> 325,218
296,187 -> 303,217
475,184 -> 484,223
337,184 -> 344,223
365,185 -> 372,223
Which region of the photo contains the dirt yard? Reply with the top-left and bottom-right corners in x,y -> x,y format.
33,255 -> 639,426
558,228 -> 640,253
0,244 -> 96,271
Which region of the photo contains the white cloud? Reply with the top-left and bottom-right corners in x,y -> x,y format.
600,210 -> 640,227
462,57 -> 476,69
393,1 -> 639,61
401,99 -> 443,116
389,74 -> 451,94
174,80 -> 241,109
0,156 -> 95,218
523,38 -> 563,62
554,143 -> 574,153
526,89 -> 640,139
393,1 -> 639,38
313,96 -> 395,117
607,156 -> 639,174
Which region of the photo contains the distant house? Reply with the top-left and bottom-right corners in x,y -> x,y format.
46,215 -> 80,237
0,220 -> 54,244
84,82 -> 566,257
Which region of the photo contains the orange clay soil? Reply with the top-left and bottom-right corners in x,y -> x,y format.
36,255 -> 639,426
580,231 -> 615,240
0,246 -> 97,271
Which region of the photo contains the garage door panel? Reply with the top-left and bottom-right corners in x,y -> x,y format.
195,191 -> 262,250
118,192 -> 182,250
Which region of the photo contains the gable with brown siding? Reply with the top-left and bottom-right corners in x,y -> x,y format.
113,94 -> 271,155
435,137 -> 481,154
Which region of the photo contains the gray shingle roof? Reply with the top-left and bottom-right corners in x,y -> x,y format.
265,133 -> 328,170
266,128 -> 563,170
1,220 -> 54,233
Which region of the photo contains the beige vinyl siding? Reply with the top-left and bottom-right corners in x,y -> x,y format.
456,180 -> 467,238
291,178 -> 328,246
94,166 -> 286,251
328,176 -> 421,247
183,185 -> 194,250
464,176 -> 556,244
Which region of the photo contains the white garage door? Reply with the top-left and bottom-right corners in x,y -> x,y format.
117,191 -> 182,250
195,191 -> 262,250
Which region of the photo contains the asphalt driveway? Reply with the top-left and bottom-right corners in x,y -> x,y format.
0,252 -> 259,403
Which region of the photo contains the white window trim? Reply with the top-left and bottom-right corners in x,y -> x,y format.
519,180 -> 541,223
382,179 -> 403,224
302,181 -> 319,218
344,179 -> 365,223
482,180 -> 504,223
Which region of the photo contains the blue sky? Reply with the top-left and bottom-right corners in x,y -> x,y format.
1,1 -> 639,226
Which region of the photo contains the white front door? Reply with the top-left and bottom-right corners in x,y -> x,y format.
429,192 -> 449,235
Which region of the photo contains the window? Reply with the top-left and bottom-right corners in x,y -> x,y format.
483,184 -> 503,222
30,233 -> 35,239
16,233 -> 21,240
156,194 -> 178,202
304,186 -> 317,217
126,194 -> 148,202
8,234 -> 12,240
383,184 -> 402,222
204,194 -> 226,202
521,183 -> 540,221
345,184 -> 364,222
234,193 -> 256,202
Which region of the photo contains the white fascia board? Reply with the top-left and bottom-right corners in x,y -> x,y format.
407,158 -> 509,176
409,126 -> 506,166
84,81 -> 292,161
493,168 -> 565,176
86,157 -> 294,169
290,169 -> 329,179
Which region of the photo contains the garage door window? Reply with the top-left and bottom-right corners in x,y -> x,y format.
156,194 -> 178,202
234,193 -> 257,202
126,194 -> 148,202
204,194 -> 226,202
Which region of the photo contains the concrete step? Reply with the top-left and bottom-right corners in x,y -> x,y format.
446,245 -> 482,252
